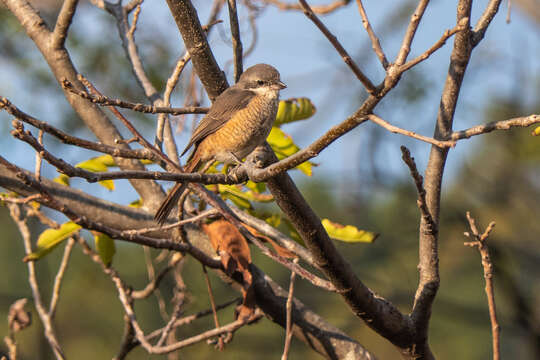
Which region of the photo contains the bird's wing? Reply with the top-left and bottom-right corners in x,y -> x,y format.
181,87 -> 256,157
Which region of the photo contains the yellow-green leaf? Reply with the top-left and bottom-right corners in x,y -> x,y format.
75,155 -> 116,191
245,180 -> 266,193
533,126 -> 540,136
322,219 -> 377,243
54,174 -> 70,186
264,213 -> 281,228
75,158 -> 108,172
94,232 -> 116,266
24,221 -> 81,261
275,98 -> 316,126
129,199 -> 143,208
266,127 -> 313,176
218,184 -> 253,209
98,179 -> 115,191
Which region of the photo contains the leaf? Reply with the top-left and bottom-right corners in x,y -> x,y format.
129,199 -> 143,208
266,127 -> 314,176
245,180 -> 266,193
533,126 -> 540,136
275,97 -> 316,126
202,220 -> 254,320
93,232 -> 116,267
75,155 -> 116,191
322,219 -> 377,243
218,185 -> 252,209
24,221 -> 81,261
75,158 -> 108,172
217,184 -> 274,209
53,174 -> 70,186
98,179 -> 115,191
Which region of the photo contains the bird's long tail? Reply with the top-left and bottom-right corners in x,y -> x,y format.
154,152 -> 201,225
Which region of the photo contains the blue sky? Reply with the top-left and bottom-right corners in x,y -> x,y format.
1,0 -> 539,204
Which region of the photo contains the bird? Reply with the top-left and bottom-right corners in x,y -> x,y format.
154,64 -> 286,225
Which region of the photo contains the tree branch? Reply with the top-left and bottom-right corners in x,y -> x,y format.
52,0 -> 79,49
369,114 -> 456,148
298,0 -> 377,95
355,0 -> 389,69
451,114 -> 540,140
227,0 -> 243,82
410,2 -> 474,357
464,212 -> 499,360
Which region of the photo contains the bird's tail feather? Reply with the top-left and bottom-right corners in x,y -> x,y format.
154,152 -> 201,225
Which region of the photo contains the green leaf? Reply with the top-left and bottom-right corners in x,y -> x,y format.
94,232 -> 116,266
275,98 -> 316,126
24,221 -> 81,261
53,174 -> 70,186
266,127 -> 313,176
322,219 -> 377,243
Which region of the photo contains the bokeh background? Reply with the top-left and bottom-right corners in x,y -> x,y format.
0,0 -> 539,358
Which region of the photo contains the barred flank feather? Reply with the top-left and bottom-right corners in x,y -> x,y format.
154,151 -> 202,225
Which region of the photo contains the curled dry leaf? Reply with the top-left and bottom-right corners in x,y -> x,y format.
8,298 -> 31,333
202,220 -> 255,320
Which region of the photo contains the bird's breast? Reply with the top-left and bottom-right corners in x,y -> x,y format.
199,95 -> 279,163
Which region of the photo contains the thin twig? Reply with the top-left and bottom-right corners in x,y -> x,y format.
281,258 -> 298,360
35,129 -> 43,182
227,0 -> 243,82
265,0 -> 349,14
49,238 -> 76,317
368,114 -> 456,148
203,266 -> 225,350
7,204 -> 66,360
62,80 -> 209,115
1,97 -> 156,161
398,17 -> 469,73
394,0 -> 430,66
400,146 -> 437,236
298,0 -> 377,95
142,246 -> 169,320
355,0 -> 388,69
451,114 -> 540,140
464,212 -> 499,360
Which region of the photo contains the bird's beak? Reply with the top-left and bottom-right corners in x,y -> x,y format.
274,81 -> 287,90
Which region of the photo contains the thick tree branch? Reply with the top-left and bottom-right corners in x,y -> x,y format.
410,2 -> 474,358
227,0 -> 243,82
166,0 -> 229,100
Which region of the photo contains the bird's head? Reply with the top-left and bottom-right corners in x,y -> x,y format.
237,64 -> 286,97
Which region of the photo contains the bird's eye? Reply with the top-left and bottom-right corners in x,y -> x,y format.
257,80 -> 265,85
